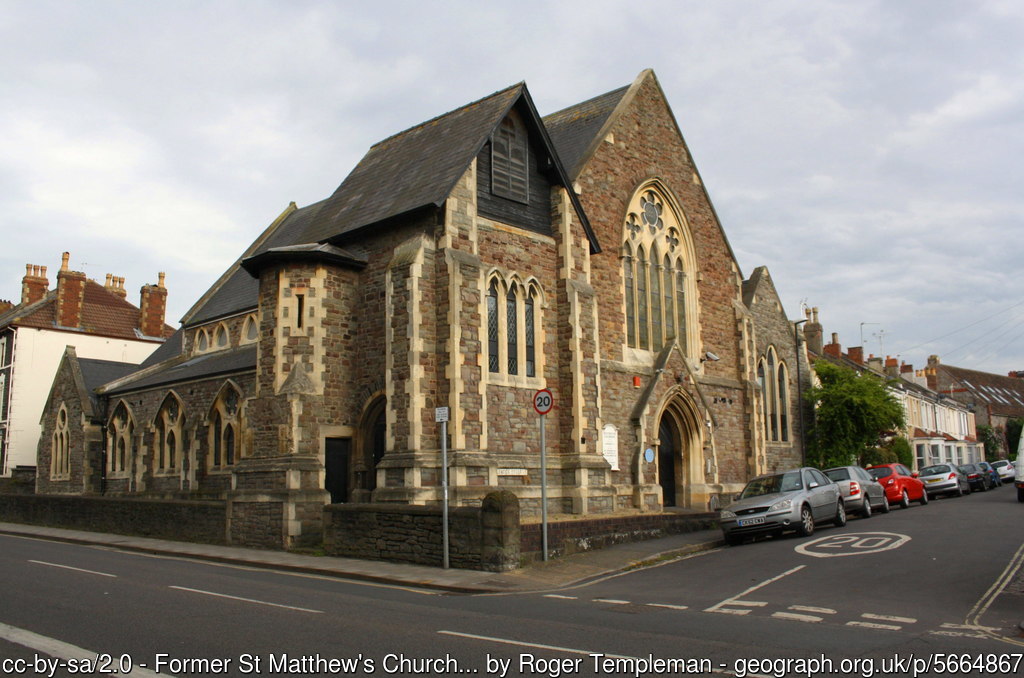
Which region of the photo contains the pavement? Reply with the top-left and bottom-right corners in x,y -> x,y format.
0,521 -> 723,594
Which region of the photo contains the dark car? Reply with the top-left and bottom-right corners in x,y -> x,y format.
958,463 -> 991,492
866,463 -> 928,508
977,461 -> 1002,488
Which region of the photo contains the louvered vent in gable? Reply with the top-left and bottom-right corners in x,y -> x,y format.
492,112 -> 529,203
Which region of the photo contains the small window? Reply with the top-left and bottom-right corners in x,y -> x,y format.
197,331 -> 209,352
244,315 -> 258,342
214,325 -> 228,348
491,114 -> 529,203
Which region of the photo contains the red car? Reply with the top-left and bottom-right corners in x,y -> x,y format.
866,463 -> 928,508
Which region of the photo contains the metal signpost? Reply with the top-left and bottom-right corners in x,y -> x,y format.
436,406 -> 450,569
533,389 -> 553,561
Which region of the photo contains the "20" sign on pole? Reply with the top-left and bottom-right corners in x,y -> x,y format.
533,389 -> 554,415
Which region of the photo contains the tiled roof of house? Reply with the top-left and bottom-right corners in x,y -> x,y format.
936,363 -> 1024,418
0,279 -> 172,340
543,85 -> 629,179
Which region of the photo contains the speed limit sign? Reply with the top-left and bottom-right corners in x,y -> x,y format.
533,389 -> 554,415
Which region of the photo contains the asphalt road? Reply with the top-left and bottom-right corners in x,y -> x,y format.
1,485 -> 1021,677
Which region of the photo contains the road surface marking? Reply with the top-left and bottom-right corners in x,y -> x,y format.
795,532 -> 910,558
0,622 -> 165,677
437,631 -> 773,678
789,605 -> 835,614
169,586 -> 323,613
930,630 -> 987,639
847,621 -> 902,630
29,560 -> 117,578
940,622 -> 1000,632
543,594 -> 577,600
964,541 -> 1024,648
593,598 -> 631,605
771,611 -> 822,623
726,600 -> 767,606
646,603 -> 689,610
862,613 -> 916,624
704,565 -> 804,613
708,608 -> 751,615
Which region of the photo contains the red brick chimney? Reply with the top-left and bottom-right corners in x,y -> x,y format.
823,332 -> 841,358
847,346 -> 864,364
0,299 -> 12,314
139,272 -> 168,337
55,252 -> 87,328
21,264 -> 49,305
884,356 -> 899,378
901,362 -> 914,375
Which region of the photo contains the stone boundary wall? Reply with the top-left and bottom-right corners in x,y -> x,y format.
323,490 -> 520,571
0,494 -> 226,544
521,511 -> 719,561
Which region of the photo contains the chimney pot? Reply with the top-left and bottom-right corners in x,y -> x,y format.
61,252 -> 70,271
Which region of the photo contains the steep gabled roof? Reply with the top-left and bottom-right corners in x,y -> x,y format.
0,279 -> 172,340
544,85 -> 629,179
936,363 -> 1024,418
78,356 -> 139,414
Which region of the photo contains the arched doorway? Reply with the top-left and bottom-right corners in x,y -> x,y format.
657,392 -> 701,509
358,396 -> 387,494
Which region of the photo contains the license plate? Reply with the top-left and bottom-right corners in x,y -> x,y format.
926,478 -> 941,483
737,516 -> 765,527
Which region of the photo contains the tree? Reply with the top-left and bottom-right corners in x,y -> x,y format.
805,360 -> 906,469
976,424 -> 1003,462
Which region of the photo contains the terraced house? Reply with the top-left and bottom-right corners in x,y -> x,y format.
35,70 -> 806,549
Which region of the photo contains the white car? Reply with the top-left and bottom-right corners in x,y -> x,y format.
992,459 -> 1015,483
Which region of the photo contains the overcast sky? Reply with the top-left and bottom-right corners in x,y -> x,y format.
2,1 -> 1022,375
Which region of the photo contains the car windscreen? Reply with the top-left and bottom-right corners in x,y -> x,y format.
959,464 -> 977,473
824,468 -> 850,481
740,471 -> 803,498
992,461 -> 1008,469
868,467 -> 892,479
920,465 -> 950,476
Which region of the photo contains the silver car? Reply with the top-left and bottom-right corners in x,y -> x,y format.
824,465 -> 889,517
919,463 -> 970,498
720,467 -> 845,545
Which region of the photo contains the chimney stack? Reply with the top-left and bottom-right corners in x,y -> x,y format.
926,366 -> 938,391
823,331 -> 841,358
901,362 -> 914,375
884,356 -> 899,378
55,252 -> 87,328
804,306 -> 823,354
139,272 -> 168,338
867,355 -> 883,372
847,346 -> 864,364
0,299 -> 13,314
104,274 -> 128,298
21,264 -> 50,305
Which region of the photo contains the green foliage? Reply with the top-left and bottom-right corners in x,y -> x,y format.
976,424 -> 1003,462
887,436 -> 914,467
1005,418 -> 1024,461
806,360 -> 906,469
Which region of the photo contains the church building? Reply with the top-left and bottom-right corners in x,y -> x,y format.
35,70 -> 806,548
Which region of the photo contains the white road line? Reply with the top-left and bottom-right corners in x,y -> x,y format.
788,605 -> 835,614
593,598 -> 631,605
645,603 -> 689,610
708,608 -> 751,616
0,622 -> 166,677
436,630 -> 773,678
726,600 -> 767,607
929,630 -> 987,639
704,565 -> 805,613
543,594 -> 577,600
168,586 -> 323,613
965,540 -> 1024,648
771,612 -> 822,623
29,560 -> 117,578
846,621 -> 902,631
862,613 -> 916,624
940,622 -> 1000,632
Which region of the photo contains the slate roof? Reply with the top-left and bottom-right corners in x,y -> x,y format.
78,357 -> 139,411
105,345 -> 257,395
0,279 -> 172,340
139,327 -> 184,369
935,363 -> 1024,418
543,85 -> 629,179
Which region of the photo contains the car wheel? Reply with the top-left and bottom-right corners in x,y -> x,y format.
879,495 -> 890,513
861,498 -> 872,518
833,501 -> 847,527
899,489 -> 910,509
797,506 -> 815,537
919,489 -> 929,505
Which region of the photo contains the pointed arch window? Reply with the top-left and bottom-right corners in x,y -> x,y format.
759,347 -> 791,443
155,394 -> 183,473
242,314 -> 259,344
107,402 -> 134,476
485,274 -> 542,382
51,404 -> 70,479
622,186 -> 695,355
209,384 -> 242,470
